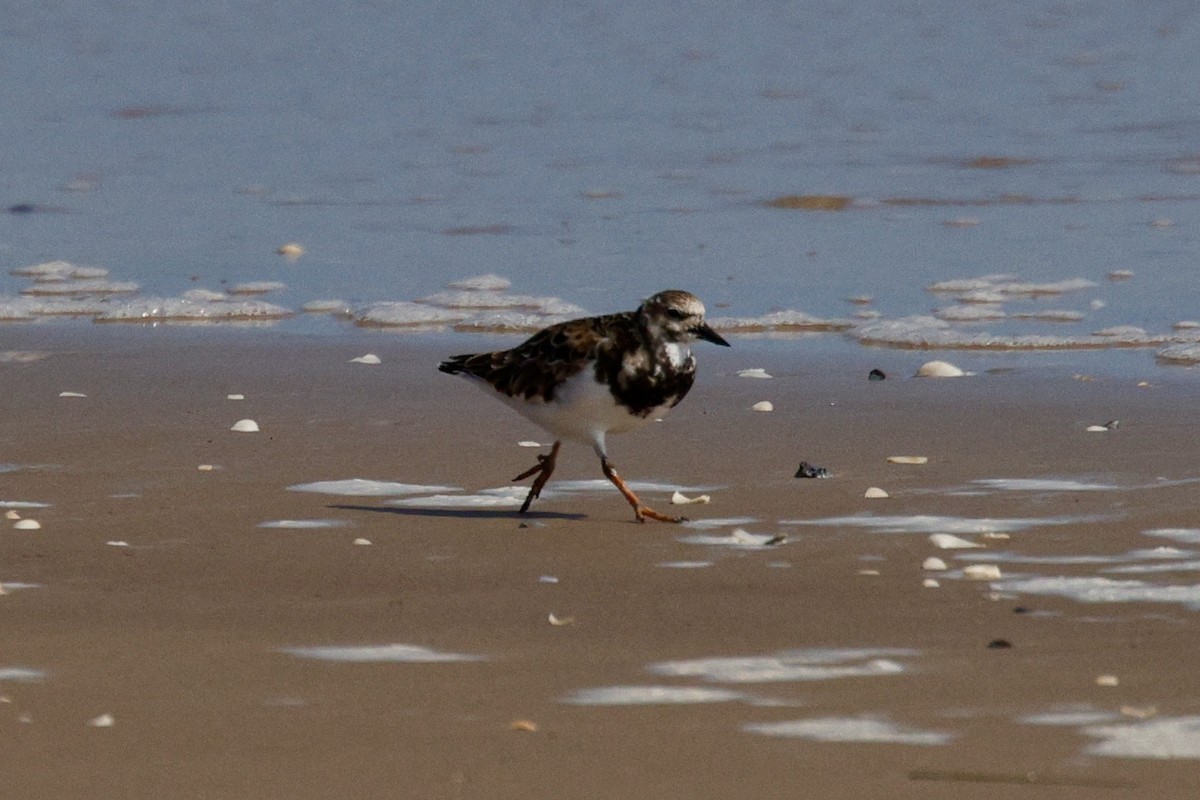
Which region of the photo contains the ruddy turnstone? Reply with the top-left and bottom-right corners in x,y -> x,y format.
438,290 -> 730,522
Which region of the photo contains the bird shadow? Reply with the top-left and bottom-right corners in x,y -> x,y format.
328,504 -> 588,522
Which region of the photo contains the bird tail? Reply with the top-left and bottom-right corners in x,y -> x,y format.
438,355 -> 471,375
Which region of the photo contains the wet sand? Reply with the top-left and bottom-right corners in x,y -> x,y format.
3,327 -> 1200,798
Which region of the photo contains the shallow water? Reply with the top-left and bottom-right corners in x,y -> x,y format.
3,1 -> 1200,370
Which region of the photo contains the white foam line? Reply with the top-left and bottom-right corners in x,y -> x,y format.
784,514 -> 1099,534
971,478 -> 1121,492
0,667 -> 47,682
561,686 -> 745,706
257,519 -> 351,529
549,479 -> 723,494
681,517 -> 759,530
0,501 -> 51,508
994,576 -> 1200,610
389,487 -> 526,509
649,648 -> 916,683
1083,716 -> 1200,759
1020,708 -> 1123,726
957,547 -> 1192,566
1144,528 -> 1200,544
280,643 -> 485,663
657,561 -> 714,569
287,479 -> 460,496
744,716 -> 954,745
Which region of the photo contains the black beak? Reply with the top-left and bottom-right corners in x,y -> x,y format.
695,323 -> 731,347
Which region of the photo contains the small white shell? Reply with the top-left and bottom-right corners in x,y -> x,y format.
922,557 -> 948,571
349,353 -> 381,364
864,487 -> 889,498
916,360 -> 965,378
548,612 -> 575,626
1086,425 -> 1109,432
1095,674 -> 1120,687
106,541 -> 130,547
58,391 -> 87,398
13,519 -> 41,530
87,713 -> 115,728
963,564 -> 1003,580
887,456 -> 928,465
751,401 -> 774,412
922,578 -> 941,588
929,533 -> 983,549
4,510 -> 20,520
353,538 -> 372,546
517,441 -> 542,448
737,368 -> 773,379
197,464 -> 215,471
227,394 -> 245,400
230,419 -> 260,433
670,491 -> 711,505
277,242 -> 305,260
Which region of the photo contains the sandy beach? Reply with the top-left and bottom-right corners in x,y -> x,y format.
3,326 -> 1200,798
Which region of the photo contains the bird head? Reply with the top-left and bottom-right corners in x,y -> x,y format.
639,290 -> 730,347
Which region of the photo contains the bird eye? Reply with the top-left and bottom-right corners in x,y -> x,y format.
666,308 -> 686,320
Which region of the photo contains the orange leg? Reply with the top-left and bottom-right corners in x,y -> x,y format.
600,457 -> 684,524
514,441 -> 561,513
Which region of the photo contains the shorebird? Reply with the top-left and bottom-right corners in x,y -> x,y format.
438,290 -> 729,522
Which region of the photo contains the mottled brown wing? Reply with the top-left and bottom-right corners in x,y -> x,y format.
439,313 -> 627,402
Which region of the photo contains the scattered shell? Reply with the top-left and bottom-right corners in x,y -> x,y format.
916,360 -> 965,378
1120,705 -> 1158,719
864,487 -> 889,499
737,368 -> 773,379
1095,675 -> 1120,687
963,564 -> 1003,580
517,441 -> 542,448
227,394 -> 245,400
197,464 -> 215,471
751,401 -> 774,412
87,713 -> 115,728
980,532 -> 1011,540
922,557 -> 948,571
858,569 -> 881,576
538,575 -> 559,584
4,510 -> 21,520
671,491 -> 711,505
353,538 -> 372,546
276,242 -> 305,261
1086,425 -> 1109,432
548,613 -> 575,626
349,353 -> 381,364
923,578 -> 941,588
106,541 -> 130,547
887,456 -> 928,465
509,719 -> 539,733
794,461 -> 830,479
58,391 -> 87,398
230,419 -> 260,432
929,533 -> 983,549
13,519 -> 41,530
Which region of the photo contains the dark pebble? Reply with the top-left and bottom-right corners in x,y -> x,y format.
987,639 -> 1013,649
868,368 -> 886,381
7,203 -> 36,214
794,461 -> 830,479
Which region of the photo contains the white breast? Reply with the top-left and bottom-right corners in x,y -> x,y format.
487,369 -> 670,457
